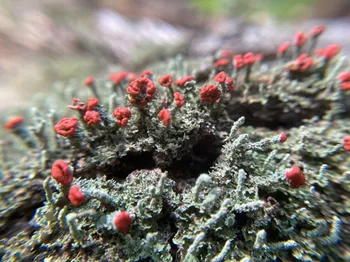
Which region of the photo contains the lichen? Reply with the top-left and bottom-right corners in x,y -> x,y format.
0,27 -> 349,261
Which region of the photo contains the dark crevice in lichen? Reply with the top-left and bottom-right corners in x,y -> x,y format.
101,152 -> 156,180
235,212 -> 250,228
169,225 -> 179,262
205,232 -> 230,257
85,133 -> 222,183
159,200 -> 179,262
226,97 -> 331,129
265,220 -> 289,243
167,134 -> 222,180
258,188 -> 290,204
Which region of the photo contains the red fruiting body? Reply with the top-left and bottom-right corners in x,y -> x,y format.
213,72 -> 227,84
5,116 -> 25,130
310,25 -> 326,38
84,76 -> 94,86
51,160 -> 73,186
288,54 -> 313,72
315,44 -> 341,60
175,76 -> 195,88
296,54 -> 313,71
54,117 -> 78,137
109,71 -> 128,85
277,41 -> 290,54
84,111 -> 101,126
225,77 -> 235,92
233,55 -> 244,69
158,108 -> 171,127
339,72 -> 350,91
140,70 -> 154,78
344,137 -> 350,151
145,80 -> 157,100
294,32 -> 307,47
113,107 -> 131,127
69,98 -> 87,112
158,74 -> 173,87
174,92 -> 185,107
324,44 -> 341,60
126,77 -> 156,107
114,211 -> 133,233
87,97 -> 99,111
214,58 -> 230,68
339,72 -> 350,82
220,50 -> 233,58
68,186 -> 86,207
213,71 -> 234,91
341,83 -> 350,90
130,77 -> 155,97
243,52 -> 256,65
280,133 -> 287,143
285,165 -> 306,189
200,84 -> 221,103
126,82 -> 141,96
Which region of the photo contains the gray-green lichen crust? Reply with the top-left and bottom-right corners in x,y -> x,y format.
0,29 -> 349,261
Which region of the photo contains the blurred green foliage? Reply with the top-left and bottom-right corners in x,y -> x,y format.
191,0 -> 319,20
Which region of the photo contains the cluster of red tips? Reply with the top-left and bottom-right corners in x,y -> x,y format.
69,98 -> 87,112
109,71 -> 137,85
158,108 -> 171,127
158,74 -> 173,87
315,44 -> 341,61
126,77 -> 153,97
84,111 -> 101,126
114,211 -> 133,233
51,160 -> 73,186
214,51 -> 260,69
54,117 -> 78,137
140,70 -> 153,78
344,137 -> 350,151
87,98 -> 99,111
285,165 -> 306,189
310,25 -> 326,38
109,72 -> 128,85
68,186 -> 86,207
84,76 -> 95,86
200,84 -> 221,103
277,41 -> 290,55
296,54 -> 314,71
5,116 -> 24,130
233,55 -> 244,70
220,50 -> 233,58
214,58 -> 230,68
113,107 -> 131,127
213,72 -> 226,84
126,76 -> 156,108
174,92 -> 185,108
294,32 -> 307,47
339,72 -> 350,91
213,72 -> 234,92
175,76 -> 195,88
288,54 -> 314,72
243,52 -> 257,65
51,160 -> 87,206
279,133 -> 287,143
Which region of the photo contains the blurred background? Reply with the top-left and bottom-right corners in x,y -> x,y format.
0,0 -> 350,110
